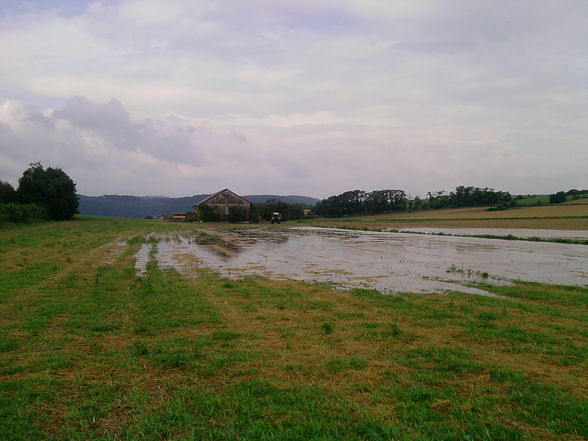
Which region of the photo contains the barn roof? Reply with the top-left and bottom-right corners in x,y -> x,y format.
193,188 -> 252,206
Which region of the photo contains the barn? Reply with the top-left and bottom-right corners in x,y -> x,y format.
194,189 -> 251,221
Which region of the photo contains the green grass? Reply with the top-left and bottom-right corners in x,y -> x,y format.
514,193 -> 588,206
0,218 -> 586,440
514,195 -> 550,206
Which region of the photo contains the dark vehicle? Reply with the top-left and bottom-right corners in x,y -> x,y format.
270,212 -> 282,224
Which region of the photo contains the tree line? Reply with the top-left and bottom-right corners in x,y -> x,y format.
426,186 -> 511,209
0,163 -> 78,222
195,199 -> 307,223
313,189 -> 408,217
312,186 -> 513,218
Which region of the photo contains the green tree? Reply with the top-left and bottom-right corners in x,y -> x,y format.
0,180 -> 16,203
196,203 -> 220,222
16,163 -> 78,220
228,206 -> 245,223
549,191 -> 567,204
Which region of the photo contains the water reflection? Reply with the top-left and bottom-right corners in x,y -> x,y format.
134,226 -> 587,296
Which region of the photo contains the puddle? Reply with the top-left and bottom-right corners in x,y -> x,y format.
134,234 -> 158,277
96,240 -> 128,266
395,227 -> 588,240
134,227 -> 588,296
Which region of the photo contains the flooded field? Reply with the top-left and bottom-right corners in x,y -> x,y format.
135,227 -> 587,295
394,227 -> 588,240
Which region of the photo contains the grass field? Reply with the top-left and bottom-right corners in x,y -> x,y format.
0,217 -> 587,440
300,204 -> 588,230
513,194 -> 588,206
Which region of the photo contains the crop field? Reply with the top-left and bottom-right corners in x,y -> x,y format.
302,204 -> 588,230
0,218 -> 587,440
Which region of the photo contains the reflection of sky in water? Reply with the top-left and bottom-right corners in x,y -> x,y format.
135,227 -> 588,296
395,227 -> 588,240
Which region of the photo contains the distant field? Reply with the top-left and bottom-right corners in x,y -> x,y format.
303,204 -> 588,230
564,197 -> 588,205
513,194 -> 588,206
513,194 -> 550,206
0,218 -> 586,440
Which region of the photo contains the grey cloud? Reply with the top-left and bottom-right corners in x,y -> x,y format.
52,96 -> 130,132
1,1 -> 587,197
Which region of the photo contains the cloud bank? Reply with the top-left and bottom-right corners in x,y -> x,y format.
1,0 -> 586,197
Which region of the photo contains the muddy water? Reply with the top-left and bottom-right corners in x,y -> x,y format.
395,227 -> 588,240
135,227 -> 587,295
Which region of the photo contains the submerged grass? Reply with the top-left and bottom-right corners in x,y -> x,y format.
0,218 -> 586,440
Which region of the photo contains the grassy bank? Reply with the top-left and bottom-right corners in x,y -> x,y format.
0,219 -> 586,440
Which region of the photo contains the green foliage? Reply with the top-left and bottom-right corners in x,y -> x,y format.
566,188 -> 588,196
487,200 -> 519,211
251,199 -> 305,222
0,181 -> 16,203
16,162 -> 78,220
312,185 -> 513,217
313,189 -> 407,217
428,186 -> 511,209
0,203 -> 47,223
321,322 -> 334,334
549,191 -> 567,204
228,205 -> 245,223
196,203 -> 220,222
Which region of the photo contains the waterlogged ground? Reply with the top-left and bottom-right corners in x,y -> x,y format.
1,218 -> 587,440
135,226 -> 587,295
395,227 -> 588,240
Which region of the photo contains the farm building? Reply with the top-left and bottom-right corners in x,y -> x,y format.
194,189 -> 251,221
171,212 -> 187,222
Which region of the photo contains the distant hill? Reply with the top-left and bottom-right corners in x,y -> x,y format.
243,195 -> 319,205
78,194 -> 319,218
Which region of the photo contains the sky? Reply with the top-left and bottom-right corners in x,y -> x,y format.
0,0 -> 586,198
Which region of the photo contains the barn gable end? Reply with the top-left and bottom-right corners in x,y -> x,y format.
194,189 -> 251,221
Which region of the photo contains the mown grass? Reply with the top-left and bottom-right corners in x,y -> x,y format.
0,219 -> 586,440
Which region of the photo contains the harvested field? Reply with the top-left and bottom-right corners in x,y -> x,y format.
302,204 -> 588,230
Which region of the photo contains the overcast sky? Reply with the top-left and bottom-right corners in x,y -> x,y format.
1,0 -> 586,198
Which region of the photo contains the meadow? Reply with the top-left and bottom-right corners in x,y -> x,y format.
0,216 -> 586,440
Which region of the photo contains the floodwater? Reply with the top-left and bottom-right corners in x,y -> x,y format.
395,227 -> 588,240
135,227 -> 587,295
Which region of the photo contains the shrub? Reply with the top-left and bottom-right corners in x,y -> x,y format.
228,205 -> 245,223
321,322 -> 334,334
549,192 -> 567,204
0,203 -> 47,223
197,204 -> 220,222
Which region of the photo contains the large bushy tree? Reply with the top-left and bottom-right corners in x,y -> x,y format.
549,191 -> 567,204
16,162 -> 78,220
0,180 -> 16,203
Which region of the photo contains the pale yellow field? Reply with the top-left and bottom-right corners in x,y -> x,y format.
366,204 -> 588,220
303,203 -> 588,230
